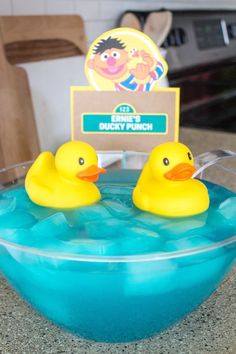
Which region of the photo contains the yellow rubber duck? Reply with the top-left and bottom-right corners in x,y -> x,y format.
133,142 -> 209,217
25,141 -> 106,209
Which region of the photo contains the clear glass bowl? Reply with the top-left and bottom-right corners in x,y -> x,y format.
0,151 -> 235,342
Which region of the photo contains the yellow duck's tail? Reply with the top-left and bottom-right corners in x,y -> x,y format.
28,152 -> 54,175
25,152 -> 55,207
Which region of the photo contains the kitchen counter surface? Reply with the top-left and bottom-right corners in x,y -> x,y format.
0,128 -> 235,354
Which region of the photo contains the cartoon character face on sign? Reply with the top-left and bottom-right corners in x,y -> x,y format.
87,37 -> 130,80
85,28 -> 168,91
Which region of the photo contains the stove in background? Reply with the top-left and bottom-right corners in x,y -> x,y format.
121,10 -> 236,133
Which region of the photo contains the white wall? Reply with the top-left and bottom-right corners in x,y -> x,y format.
0,0 -> 236,45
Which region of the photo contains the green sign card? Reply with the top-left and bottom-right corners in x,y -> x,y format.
71,88 -> 179,152
82,103 -> 168,134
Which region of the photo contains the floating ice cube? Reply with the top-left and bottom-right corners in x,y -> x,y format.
2,186 -> 55,219
35,236 -> 116,256
133,212 -> 169,230
102,199 -> 136,218
61,238 -> 116,256
0,210 -> 36,229
207,181 -> 234,206
117,236 -> 163,256
0,229 -> 36,247
165,233 -> 224,287
218,197 -> 236,221
123,226 -> 160,239
84,218 -> 129,240
160,213 -> 208,238
27,205 -> 56,220
19,201 -> 56,220
0,229 -> 18,242
31,213 -> 70,237
64,204 -> 111,226
109,225 -> 163,256
100,185 -> 133,198
0,197 -> 16,216
2,186 -> 28,202
164,234 -> 212,252
204,207 -> 235,241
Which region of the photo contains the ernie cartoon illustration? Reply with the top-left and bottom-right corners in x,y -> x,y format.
85,28 -> 167,92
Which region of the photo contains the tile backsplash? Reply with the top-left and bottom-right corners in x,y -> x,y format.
1,0 -> 236,44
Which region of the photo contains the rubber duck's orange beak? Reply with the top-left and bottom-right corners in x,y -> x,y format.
77,165 -> 106,182
164,163 -> 196,181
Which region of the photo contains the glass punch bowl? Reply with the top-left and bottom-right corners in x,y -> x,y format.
0,150 -> 235,342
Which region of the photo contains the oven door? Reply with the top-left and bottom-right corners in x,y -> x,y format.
169,59 -> 236,132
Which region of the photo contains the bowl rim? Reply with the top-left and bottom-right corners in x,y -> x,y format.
0,160 -> 235,263
0,235 -> 236,263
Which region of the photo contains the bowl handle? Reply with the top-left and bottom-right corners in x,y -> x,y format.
193,150 -> 236,179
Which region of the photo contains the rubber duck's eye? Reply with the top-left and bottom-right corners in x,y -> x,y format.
78,157 -> 85,165
188,152 -> 192,160
163,158 -> 169,166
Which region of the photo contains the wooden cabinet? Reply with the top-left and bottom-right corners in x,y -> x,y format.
0,15 -> 87,168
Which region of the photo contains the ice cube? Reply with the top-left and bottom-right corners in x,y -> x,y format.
160,213 -> 208,238
218,197 -> 236,221
100,185 -> 133,198
110,225 -> 163,256
164,234 -> 212,252
124,259 -> 178,295
164,232 -> 225,289
0,210 -> 36,229
27,204 -> 56,220
84,218 -> 129,240
31,213 -> 70,237
204,207 -> 236,241
117,236 -> 163,256
123,226 -> 160,239
133,212 -> 169,230
0,197 -> 16,216
2,186 -> 56,220
64,203 -> 111,226
0,229 -> 36,247
2,186 -> 28,202
207,182 -> 234,206
34,235 -> 116,256
18,199 -> 56,220
102,199 -> 137,218
177,249 -> 226,290
0,229 -> 18,242
61,238 -> 116,256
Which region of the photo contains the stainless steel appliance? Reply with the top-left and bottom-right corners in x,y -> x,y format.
120,10 -> 236,132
